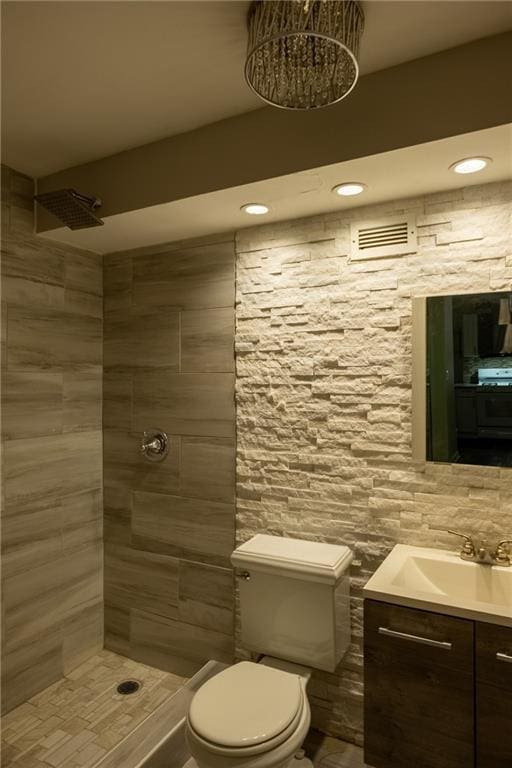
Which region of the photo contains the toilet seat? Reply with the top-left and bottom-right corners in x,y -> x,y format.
187,662 -> 304,756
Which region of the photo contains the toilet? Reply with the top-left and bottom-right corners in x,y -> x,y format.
186,534 -> 353,768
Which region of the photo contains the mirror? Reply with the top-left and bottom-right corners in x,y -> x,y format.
413,291 -> 512,468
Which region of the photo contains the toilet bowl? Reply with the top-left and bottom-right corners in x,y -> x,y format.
185,535 -> 353,768
186,661 -> 312,768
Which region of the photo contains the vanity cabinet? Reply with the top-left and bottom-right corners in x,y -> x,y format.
364,600 -> 512,768
364,600 -> 474,768
476,622 -> 512,768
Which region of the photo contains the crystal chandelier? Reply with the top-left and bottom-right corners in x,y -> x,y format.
245,0 -> 364,110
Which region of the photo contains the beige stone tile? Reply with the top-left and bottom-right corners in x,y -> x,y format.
0,215 -> 105,722
1,299 -> 7,368
103,429 -> 139,474
1,275 -> 65,309
60,717 -> 90,737
63,369 -> 102,432
61,489 -> 102,552
130,306 -> 179,370
132,241 -> 235,310
103,309 -> 133,370
178,561 -> 234,635
1,741 -> 23,765
105,544 -> 179,619
103,429 -> 180,496
1,632 -> 62,714
43,728 -> 96,766
132,490 -> 234,567
1,702 -> 39,729
94,681 -> 196,768
103,485 -> 132,546
103,428 -> 140,492
60,543 -> 103,623
7,305 -> 101,371
181,307 -> 235,372
131,608 -> 234,676
103,252 -> 132,312
3,559 -> 64,650
133,371 -> 235,438
1,233 -> 63,288
1,497 -> 62,578
65,287 -> 103,319
1,200 -> 10,230
103,372 -> 132,431
132,437 -> 181,494
3,431 -> 102,510
62,602 -> 103,675
104,602 -> 130,656
1,162 -> 12,196
75,741 -> 107,765
8,714 -> 63,753
65,252 -> 103,297
180,436 -> 235,503
1,371 -> 63,439
12,744 -> 49,767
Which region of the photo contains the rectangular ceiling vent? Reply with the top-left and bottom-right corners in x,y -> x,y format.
350,214 -> 417,261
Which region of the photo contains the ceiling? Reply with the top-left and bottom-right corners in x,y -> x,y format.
2,1 -> 512,178
41,124 -> 512,254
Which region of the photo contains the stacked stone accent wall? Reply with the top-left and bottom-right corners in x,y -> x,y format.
235,181 -> 512,744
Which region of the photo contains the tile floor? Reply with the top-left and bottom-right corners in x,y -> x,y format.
2,651 -> 368,768
1,650 -> 187,768
307,730 -> 368,768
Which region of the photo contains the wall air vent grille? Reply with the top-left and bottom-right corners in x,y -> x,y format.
350,215 -> 417,261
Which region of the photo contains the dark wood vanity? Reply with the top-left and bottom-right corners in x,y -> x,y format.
364,599 -> 512,768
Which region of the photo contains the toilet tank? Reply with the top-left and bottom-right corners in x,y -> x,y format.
231,535 -> 353,673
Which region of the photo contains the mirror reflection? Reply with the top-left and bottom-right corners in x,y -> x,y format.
427,291 -> 512,467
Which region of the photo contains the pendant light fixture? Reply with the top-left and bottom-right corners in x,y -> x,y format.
245,0 -> 364,110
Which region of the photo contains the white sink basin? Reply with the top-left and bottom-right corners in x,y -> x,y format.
363,544 -> 512,626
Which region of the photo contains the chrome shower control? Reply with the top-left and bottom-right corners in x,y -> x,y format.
141,429 -> 169,462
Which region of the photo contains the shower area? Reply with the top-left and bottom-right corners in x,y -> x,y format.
1,165 -> 236,767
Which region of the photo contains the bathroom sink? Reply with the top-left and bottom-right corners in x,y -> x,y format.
363,544 -> 512,626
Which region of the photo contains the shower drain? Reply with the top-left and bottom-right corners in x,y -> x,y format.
116,679 -> 142,695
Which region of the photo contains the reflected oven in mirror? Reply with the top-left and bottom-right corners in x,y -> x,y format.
418,291 -> 512,468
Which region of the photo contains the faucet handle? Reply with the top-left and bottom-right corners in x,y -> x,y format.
494,539 -> 512,566
447,530 -> 476,558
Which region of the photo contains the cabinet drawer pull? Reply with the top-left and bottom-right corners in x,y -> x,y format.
378,626 -> 452,650
496,652 -> 512,663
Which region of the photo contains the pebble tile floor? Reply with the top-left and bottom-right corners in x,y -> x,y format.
1,650 -> 186,768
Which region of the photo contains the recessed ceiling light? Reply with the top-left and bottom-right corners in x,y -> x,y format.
450,157 -> 492,175
241,203 -> 270,215
333,182 -> 366,197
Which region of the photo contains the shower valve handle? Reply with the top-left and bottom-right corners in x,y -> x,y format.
141,437 -> 162,453
140,429 -> 169,462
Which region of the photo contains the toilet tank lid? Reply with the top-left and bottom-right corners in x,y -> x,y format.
231,535 -> 353,584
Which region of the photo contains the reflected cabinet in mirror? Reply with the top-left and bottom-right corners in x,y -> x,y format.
412,291 -> 512,468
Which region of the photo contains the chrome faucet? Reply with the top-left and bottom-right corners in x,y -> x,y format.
447,531 -> 512,567
140,429 -> 169,462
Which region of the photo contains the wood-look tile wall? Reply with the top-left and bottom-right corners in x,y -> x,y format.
103,234 -> 236,676
1,165 -> 104,713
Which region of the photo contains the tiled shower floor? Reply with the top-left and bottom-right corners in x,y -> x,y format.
2,651 -> 368,768
1,650 -> 187,768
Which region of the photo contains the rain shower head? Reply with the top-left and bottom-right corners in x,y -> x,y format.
34,188 -> 104,230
